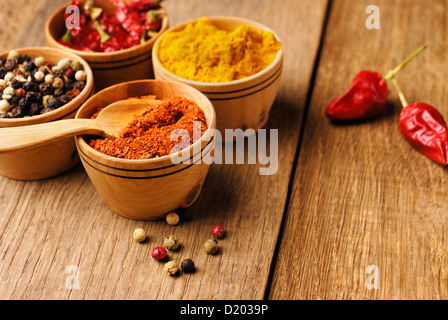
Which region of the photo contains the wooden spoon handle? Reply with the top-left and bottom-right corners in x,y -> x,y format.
0,119 -> 103,153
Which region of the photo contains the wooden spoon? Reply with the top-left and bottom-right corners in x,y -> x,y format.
0,98 -> 162,153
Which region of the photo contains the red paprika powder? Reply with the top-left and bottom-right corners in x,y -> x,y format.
89,97 -> 208,159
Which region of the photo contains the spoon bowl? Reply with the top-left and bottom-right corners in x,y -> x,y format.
0,99 -> 161,153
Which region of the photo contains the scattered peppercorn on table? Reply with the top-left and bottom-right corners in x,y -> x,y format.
1,0 -> 448,300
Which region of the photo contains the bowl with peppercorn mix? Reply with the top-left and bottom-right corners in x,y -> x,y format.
75,79 -> 216,220
152,16 -> 283,137
0,47 -> 94,180
45,0 -> 169,91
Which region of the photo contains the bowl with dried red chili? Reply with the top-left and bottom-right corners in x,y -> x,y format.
45,0 -> 169,91
75,79 -> 216,220
0,47 -> 94,181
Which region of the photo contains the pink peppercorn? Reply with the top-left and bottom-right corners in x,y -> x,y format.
151,247 -> 167,260
66,68 -> 74,78
211,225 -> 225,239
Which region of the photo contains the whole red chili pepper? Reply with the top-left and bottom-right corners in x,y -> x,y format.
391,78 -> 448,165
326,45 -> 427,121
325,71 -> 388,120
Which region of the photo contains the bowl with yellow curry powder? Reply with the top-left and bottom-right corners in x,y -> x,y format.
75,80 -> 216,220
152,16 -> 283,136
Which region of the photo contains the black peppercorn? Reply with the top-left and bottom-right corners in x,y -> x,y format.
4,59 -> 17,71
58,94 -> 71,106
0,67 -> 7,78
11,78 -> 22,89
34,92 -> 42,102
73,81 -> 85,91
39,82 -> 53,95
47,97 -> 62,109
41,107 -> 55,114
181,259 -> 195,273
23,81 -> 34,91
25,61 -> 36,72
19,54 -> 31,64
0,56 -> 5,66
29,103 -> 42,116
0,113 -> 9,119
11,106 -> 23,118
53,88 -> 63,97
18,98 -> 30,110
9,96 -> 20,106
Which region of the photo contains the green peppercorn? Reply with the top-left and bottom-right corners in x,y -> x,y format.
70,60 -> 83,72
204,239 -> 219,255
163,235 -> 180,251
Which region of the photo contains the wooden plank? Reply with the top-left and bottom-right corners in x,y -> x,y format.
0,0 -> 47,52
0,0 -> 328,299
269,0 -> 448,300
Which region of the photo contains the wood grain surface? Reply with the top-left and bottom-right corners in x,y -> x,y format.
269,0 -> 448,300
0,0 -> 328,299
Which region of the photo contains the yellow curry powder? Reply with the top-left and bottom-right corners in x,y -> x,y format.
157,17 -> 281,82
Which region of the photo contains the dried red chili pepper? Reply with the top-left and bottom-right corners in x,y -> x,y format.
391,77 -> 448,165
59,0 -> 164,53
326,45 -> 427,121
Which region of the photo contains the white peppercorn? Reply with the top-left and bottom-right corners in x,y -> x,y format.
7,50 -> 20,60
45,74 -> 54,84
164,261 -> 180,276
0,100 -> 11,113
0,79 -> 6,91
34,56 -> 46,68
133,228 -> 147,243
166,212 -> 180,226
34,71 -> 45,82
4,72 -> 14,82
57,59 -> 71,70
75,70 -> 87,81
2,87 -> 14,101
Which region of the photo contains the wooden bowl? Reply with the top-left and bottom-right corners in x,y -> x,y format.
46,0 -> 169,91
75,80 -> 216,220
0,47 -> 94,180
152,16 -> 283,135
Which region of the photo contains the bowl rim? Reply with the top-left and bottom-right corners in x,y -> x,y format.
0,46 -> 94,127
75,79 -> 217,165
152,15 -> 283,88
45,1 -> 169,60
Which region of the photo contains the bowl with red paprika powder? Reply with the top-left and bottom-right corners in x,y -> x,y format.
45,0 -> 169,91
152,16 -> 283,136
0,47 -> 94,180
75,79 -> 216,220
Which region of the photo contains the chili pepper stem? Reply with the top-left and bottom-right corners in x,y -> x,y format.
94,21 -> 112,44
384,44 -> 428,81
390,77 -> 409,108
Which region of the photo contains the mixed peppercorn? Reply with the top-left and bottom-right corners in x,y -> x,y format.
135,215 -> 226,277
59,0 -> 165,53
0,50 -> 86,119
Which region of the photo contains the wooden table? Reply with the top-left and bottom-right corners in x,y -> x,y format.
1,0 -> 447,300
